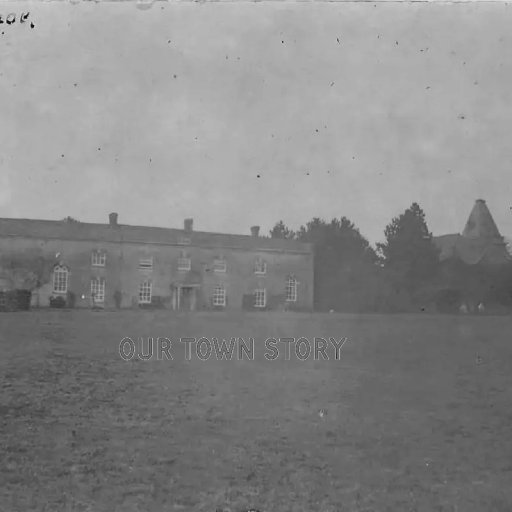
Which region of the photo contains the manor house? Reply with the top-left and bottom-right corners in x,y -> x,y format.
0,214 -> 314,311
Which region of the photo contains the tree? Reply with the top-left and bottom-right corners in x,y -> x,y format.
269,220 -> 296,240
297,216 -> 377,267
0,250 -> 55,290
294,216 -> 379,311
377,203 -> 440,293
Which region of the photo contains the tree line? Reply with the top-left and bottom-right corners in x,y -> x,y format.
270,203 -> 512,314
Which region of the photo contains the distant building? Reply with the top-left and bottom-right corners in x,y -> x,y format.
505,237 -> 512,257
0,214 -> 314,311
433,199 -> 511,265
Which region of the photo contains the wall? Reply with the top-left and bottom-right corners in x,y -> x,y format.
0,235 -> 314,311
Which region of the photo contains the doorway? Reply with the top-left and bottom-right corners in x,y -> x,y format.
178,286 -> 197,311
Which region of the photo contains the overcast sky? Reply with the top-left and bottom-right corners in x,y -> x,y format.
2,1 -> 512,245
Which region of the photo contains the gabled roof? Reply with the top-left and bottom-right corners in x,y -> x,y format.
433,234 -> 510,265
0,217 -> 312,254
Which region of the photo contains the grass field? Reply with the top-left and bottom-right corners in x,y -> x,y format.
2,310 -> 512,512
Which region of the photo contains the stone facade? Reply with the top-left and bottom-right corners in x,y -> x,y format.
0,215 -> 314,311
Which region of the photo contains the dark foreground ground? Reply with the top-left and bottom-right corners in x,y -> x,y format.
1,310 -> 512,512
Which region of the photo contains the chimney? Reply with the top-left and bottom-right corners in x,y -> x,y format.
250,225 -> 260,237
184,218 -> 193,232
109,212 -> 118,227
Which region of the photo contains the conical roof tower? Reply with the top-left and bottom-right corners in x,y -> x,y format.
462,199 -> 503,240
434,199 -> 511,264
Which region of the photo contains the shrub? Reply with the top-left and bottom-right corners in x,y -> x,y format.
49,296 -> 66,308
66,291 -> 76,308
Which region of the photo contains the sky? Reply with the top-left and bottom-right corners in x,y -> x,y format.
1,1 -> 512,246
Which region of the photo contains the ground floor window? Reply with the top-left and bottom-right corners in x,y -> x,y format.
90,278 -> 105,303
139,281 -> 152,304
53,265 -> 69,294
254,288 -> 266,308
212,284 -> 226,306
286,276 -> 297,302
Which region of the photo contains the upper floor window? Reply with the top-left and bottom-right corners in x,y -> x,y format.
139,281 -> 152,304
177,236 -> 191,245
91,250 -> 106,267
91,277 -> 105,303
286,276 -> 297,302
178,251 -> 191,272
212,285 -> 226,306
138,257 -> 153,270
254,288 -> 266,308
53,264 -> 69,294
254,258 -> 267,275
213,257 -> 227,273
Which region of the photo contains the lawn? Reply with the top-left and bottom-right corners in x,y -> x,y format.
1,310 -> 512,512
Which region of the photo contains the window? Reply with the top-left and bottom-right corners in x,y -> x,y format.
139,281 -> 152,304
254,258 -> 267,275
213,257 -> 227,273
178,251 -> 191,272
254,288 -> 266,308
212,285 -> 226,306
286,276 -> 297,302
53,265 -> 69,294
139,257 -> 153,270
91,250 -> 106,267
90,277 -> 105,303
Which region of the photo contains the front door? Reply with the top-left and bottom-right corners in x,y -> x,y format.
179,287 -> 196,311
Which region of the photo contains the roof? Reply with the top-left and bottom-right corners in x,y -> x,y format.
433,200 -> 511,265
0,217 -> 312,254
433,233 -> 511,265
462,199 -> 502,239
